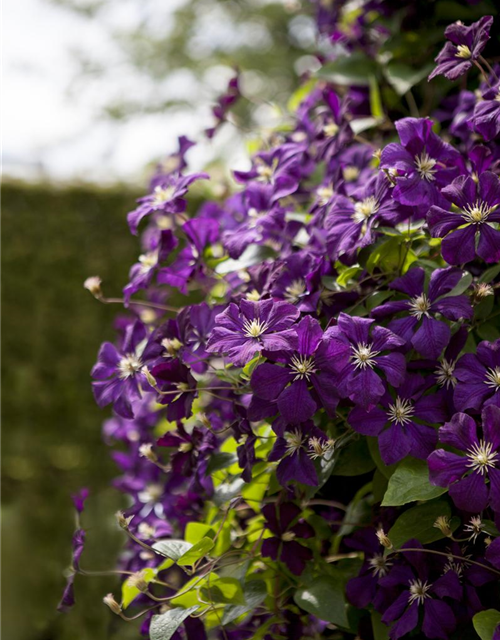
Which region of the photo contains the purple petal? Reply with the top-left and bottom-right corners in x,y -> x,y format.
379,422 -> 413,465
412,316 -> 450,359
477,224 -> 500,264
422,599 -> 455,640
251,363 -> 290,401
277,379 -> 317,424
441,225 -> 477,266
348,406 -> 387,436
296,315 -> 323,356
390,268 -> 425,298
432,295 -> 473,321
449,471 -> 488,512
427,449 -> 468,485
348,367 -> 385,410
482,404 -> 500,451
376,353 -> 407,387
439,412 -> 478,451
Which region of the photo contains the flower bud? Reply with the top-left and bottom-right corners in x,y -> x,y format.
83,276 -> 102,299
142,366 -> 157,388
128,571 -> 149,593
139,443 -> 158,463
376,528 -> 393,549
116,511 -> 133,530
103,593 -> 122,615
433,515 -> 452,537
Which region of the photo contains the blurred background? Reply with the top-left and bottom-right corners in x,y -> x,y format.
2,1 -> 313,638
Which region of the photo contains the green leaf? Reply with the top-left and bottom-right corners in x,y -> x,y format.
477,323 -> 500,342
206,452 -> 238,475
222,580 -> 268,624
384,62 -> 433,96
318,52 -> 377,86
337,266 -> 362,288
382,457 -> 447,506
472,609 -> 500,640
242,354 -> 264,381
152,539 -> 193,561
149,606 -> 199,640
387,500 -> 454,548
288,78 -> 319,112
366,290 -> 393,312
200,577 -> 245,605
294,575 -> 349,627
369,75 -> 384,119
367,436 -> 397,479
479,264 -> 500,283
213,478 -> 244,506
441,272 -> 472,298
184,522 -> 215,544
332,438 -> 376,477
371,610 -> 390,640
121,567 -> 156,609
177,537 -> 214,566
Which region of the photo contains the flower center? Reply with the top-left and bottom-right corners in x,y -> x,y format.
161,337 -> 183,357
455,44 -> 472,59
464,516 -> 485,542
387,397 -> 414,425
435,358 -> 457,388
308,436 -> 334,459
323,122 -> 339,137
369,553 -> 393,577
467,440 -> 498,475
139,483 -> 163,503
351,196 -> 379,223
343,165 -> 360,182
485,367 -> 500,390
256,164 -> 274,182
118,354 -> 143,379
350,342 -> 380,369
284,279 -> 306,303
284,429 -> 305,456
290,354 -> 317,381
414,152 -> 437,181
178,442 -> 193,453
138,250 -> 159,273
152,185 -> 176,206
408,579 -> 432,605
409,293 -> 431,319
461,200 -> 494,224
317,186 -> 334,205
242,318 -> 269,338
281,531 -> 296,541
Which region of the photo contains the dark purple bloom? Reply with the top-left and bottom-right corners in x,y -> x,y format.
206,299 -> 299,366
379,541 -> 459,639
349,373 -> 446,465
380,117 -> 464,207
205,72 -> 240,139
127,171 -> 209,235
271,253 -> 324,313
372,267 -> 473,359
427,406 -> 500,513
472,82 -> 500,141
261,503 -> 314,575
485,536 -> 500,569
454,338 -> 500,411
123,230 -> 178,303
427,172 -> 500,266
150,359 -> 197,421
91,321 -> 150,419
250,315 -> 340,423
71,488 -> 89,514
57,529 -> 86,613
268,420 -> 331,486
429,16 -> 493,81
324,172 -> 409,260
327,313 -> 407,410
157,424 -> 216,478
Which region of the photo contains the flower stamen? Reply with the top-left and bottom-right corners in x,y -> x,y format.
415,152 -> 437,181
350,343 -> 380,369
408,579 -> 432,605
387,397 -> 414,425
242,318 -> 269,338
466,440 -> 498,475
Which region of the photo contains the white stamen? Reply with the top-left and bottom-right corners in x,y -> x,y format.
455,44 -> 472,59
152,185 -> 176,206
369,553 -> 393,577
290,354 -> 317,381
435,358 -> 457,388
284,279 -> 306,303
408,579 -> 432,605
466,440 -> 498,475
415,153 -> 437,181
284,429 -> 305,456
118,354 -> 143,379
242,318 -> 269,338
485,367 -> 500,390
351,196 -> 380,223
409,293 -> 431,319
350,343 -> 380,369
461,200 -> 494,224
387,397 -> 414,425
464,516 -> 485,542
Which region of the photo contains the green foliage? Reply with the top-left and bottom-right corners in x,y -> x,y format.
381,457 -> 448,506
149,607 -> 199,640
294,574 -> 349,628
472,610 -> 500,640
387,500 -> 456,548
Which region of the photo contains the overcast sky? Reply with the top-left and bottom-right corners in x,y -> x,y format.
3,0 -> 248,185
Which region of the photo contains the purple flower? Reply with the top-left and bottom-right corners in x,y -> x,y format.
91,321 -> 150,419
349,373 -> 446,465
472,82 -> 500,141
454,338 -> 500,411
427,406 -> 500,513
261,503 -> 314,575
427,172 -> 500,265
71,488 -> 89,514
157,424 -> 216,478
250,315 -> 340,423
57,529 -> 86,613
150,359 -> 197,422
268,419 -> 331,486
205,72 -> 240,139
380,117 -> 464,207
327,313 -> 407,410
372,267 -> 473,359
206,299 -> 299,366
271,253 -> 323,313
428,16 -> 493,81
127,171 -> 209,235
123,229 -> 178,303
379,541 -> 459,639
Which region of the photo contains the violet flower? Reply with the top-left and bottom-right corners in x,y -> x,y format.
371,267 -> 473,359
349,373 -> 446,465
472,82 -> 500,141
327,313 -> 407,410
206,299 -> 299,366
427,406 -> 500,513
261,503 -> 314,575
127,171 -> 209,235
428,16 -> 493,81
453,338 -> 500,411
427,172 -> 500,266
205,72 -> 240,139
380,117 -> 463,207
250,315 -> 340,423
150,359 -> 197,422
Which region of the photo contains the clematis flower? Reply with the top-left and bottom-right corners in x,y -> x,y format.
127,171 -> 209,235
250,315 -> 340,423
427,172 -> 500,266
472,82 -> 500,141
349,373 -> 446,465
150,359 -> 197,422
261,503 -> 314,575
157,424 -> 216,478
428,16 -> 493,81
205,72 -> 240,139
380,117 -> 463,207
371,267 -> 473,359
453,338 -> 500,411
91,321 -> 150,419
206,299 -> 299,366
427,406 -> 500,513
268,419 -> 331,486
271,253 -> 323,313
327,313 -> 407,410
